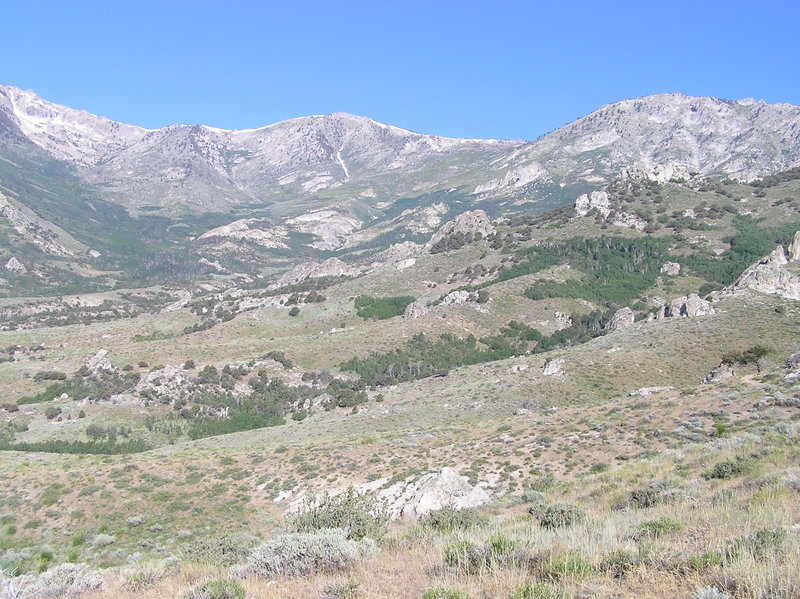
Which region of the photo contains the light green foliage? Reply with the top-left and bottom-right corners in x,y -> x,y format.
292,488 -> 389,540
509,582 -> 567,599
182,533 -> 260,567
354,295 -> 416,320
422,587 -> 468,599
244,529 -> 375,578
182,579 -> 246,599
535,503 -> 585,530
418,506 -> 482,533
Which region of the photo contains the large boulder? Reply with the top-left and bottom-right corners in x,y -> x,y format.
730,241 -> 800,300
656,293 -> 715,319
4,256 -> 26,274
575,190 -> 611,218
542,358 -> 565,376
391,467 -> 490,519
85,350 -> 116,379
428,210 -> 495,249
273,258 -> 361,288
403,301 -> 428,320
606,307 -> 635,331
660,262 -> 681,276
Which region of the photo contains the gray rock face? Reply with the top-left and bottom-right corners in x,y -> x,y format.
607,307 -> 635,331
135,365 -> 189,400
428,210 -> 495,249
730,243 -> 800,300
628,386 -> 674,396
197,218 -> 289,249
390,467 -> 490,519
85,349 -> 115,379
574,188 -> 647,231
554,312 -> 573,330
660,262 -> 681,276
440,290 -> 480,306
704,362 -> 735,383
789,231 -> 800,262
542,358 -> 565,376
3,86 -> 800,218
273,257 -> 361,288
575,190 -> 611,218
656,293 -> 715,319
403,301 -> 428,320
4,256 -> 26,273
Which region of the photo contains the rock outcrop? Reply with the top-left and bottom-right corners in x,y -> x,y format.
574,189 -> 647,231
606,307 -> 635,331
654,293 -> 715,319
403,301 -> 428,320
85,350 -> 115,379
197,218 -> 289,249
390,467 -> 490,519
4,256 -> 26,274
660,262 -> 681,276
729,236 -> 800,300
273,258 -> 361,288
542,358 -> 565,376
135,365 -> 190,401
554,312 -> 573,330
428,210 -> 495,249
440,290 -> 480,306
575,190 -> 611,218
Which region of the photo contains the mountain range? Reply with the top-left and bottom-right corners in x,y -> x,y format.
2,84 -> 800,295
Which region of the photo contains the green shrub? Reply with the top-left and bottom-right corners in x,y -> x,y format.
689,551 -> 724,571
291,488 -> 388,540
123,560 -> 172,591
544,552 -> 593,580
182,533 -> 260,566
628,481 -> 677,508
536,503 -> 585,529
597,549 -> 636,577
183,579 -> 245,599
638,516 -> 684,538
422,588 -> 468,599
725,527 -> 786,561
324,579 -> 362,599
442,539 -> 486,574
509,582 -> 567,599
243,529 -> 375,577
419,506 -> 482,533
704,457 -> 756,480
288,306 -> 300,317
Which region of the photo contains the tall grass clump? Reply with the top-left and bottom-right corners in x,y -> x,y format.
292,488 -> 388,540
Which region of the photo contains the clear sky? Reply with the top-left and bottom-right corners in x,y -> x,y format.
2,0 -> 798,140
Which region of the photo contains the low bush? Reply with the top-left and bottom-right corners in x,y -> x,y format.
509,582 -> 567,599
243,528 -> 375,578
292,488 -> 388,540
704,457 -> 756,480
543,552 -> 593,580
535,503 -> 585,530
182,533 -> 260,567
637,516 -> 684,538
422,588 -> 468,599
627,481 -> 678,508
182,579 -> 245,599
22,563 -> 103,598
419,506 -> 482,533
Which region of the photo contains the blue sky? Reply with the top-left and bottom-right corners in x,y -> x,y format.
3,1 -> 798,140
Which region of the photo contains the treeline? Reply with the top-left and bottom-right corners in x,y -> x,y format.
521,236 -> 669,307
354,295 -> 416,320
684,216 -> 800,285
0,438 -> 151,455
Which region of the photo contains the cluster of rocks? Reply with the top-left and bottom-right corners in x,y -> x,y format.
728,231 -> 800,300
650,293 -> 715,320
574,189 -> 647,231
427,210 -> 495,249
